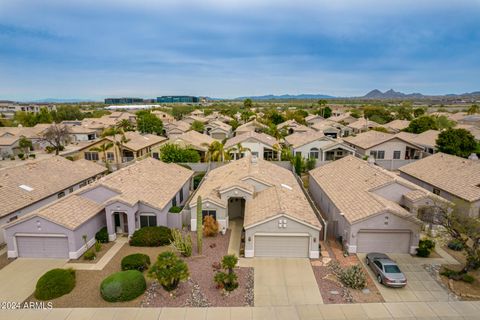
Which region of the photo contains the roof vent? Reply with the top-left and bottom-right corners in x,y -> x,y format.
19,184 -> 34,192
281,184 -> 292,190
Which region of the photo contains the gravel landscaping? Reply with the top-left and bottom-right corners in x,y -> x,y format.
69,241 -> 115,264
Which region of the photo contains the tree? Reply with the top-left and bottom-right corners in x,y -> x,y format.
90,142 -> 114,163
196,196 -> 203,255
413,107 -> 426,118
51,105 -> 84,122
214,255 -> 239,291
317,99 -> 327,107
159,143 -> 201,163
363,106 -> 393,124
405,116 -> 438,133
434,115 -> 455,131
372,126 -> 389,133
18,136 -> 33,156
190,120 -> 205,133
294,153 -> 303,175
228,143 -> 250,160
265,123 -> 286,140
240,110 -> 254,123
286,109 -> 308,123
396,104 -> 413,120
102,127 -> 130,166
117,119 -> 135,132
243,98 -> 253,109
229,119 -> 240,130
41,124 -> 70,155
148,251 -> 189,291
136,111 -> 163,135
14,111 -> 37,127
317,106 -> 332,118
265,110 -> 285,125
436,128 -> 478,158
350,109 -> 362,119
467,104 -> 479,115
203,141 -> 230,162
35,107 -> 53,124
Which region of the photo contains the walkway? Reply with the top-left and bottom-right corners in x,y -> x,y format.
249,258 -> 323,306
0,258 -> 67,302
227,218 -> 243,257
2,301 -> 479,319
64,237 -> 127,270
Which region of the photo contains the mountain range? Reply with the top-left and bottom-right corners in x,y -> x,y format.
234,93 -> 335,100
362,89 -> 480,99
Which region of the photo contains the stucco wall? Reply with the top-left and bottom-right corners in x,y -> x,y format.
364,139 -> 414,160
190,200 -> 226,231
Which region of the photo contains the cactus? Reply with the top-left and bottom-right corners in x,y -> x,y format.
196,196 -> 203,255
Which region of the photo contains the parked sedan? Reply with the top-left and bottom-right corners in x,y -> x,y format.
366,253 -> 407,287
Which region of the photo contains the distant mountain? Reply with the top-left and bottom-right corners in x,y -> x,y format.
234,93 -> 335,100
363,89 -> 424,99
28,98 -> 99,103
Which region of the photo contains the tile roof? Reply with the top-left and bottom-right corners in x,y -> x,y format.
399,152 -> 480,202
224,131 -> 279,148
347,118 -> 381,130
206,120 -> 232,132
383,119 -> 410,131
344,130 -> 422,150
0,156 -> 106,218
106,131 -> 166,151
192,156 -> 321,229
309,156 -> 432,224
395,130 -> 440,148
170,130 -> 217,151
165,120 -> 191,133
284,131 -> 325,148
235,120 -> 267,133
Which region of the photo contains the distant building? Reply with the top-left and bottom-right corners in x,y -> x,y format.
156,96 -> 200,103
0,102 -> 56,119
104,97 -> 144,104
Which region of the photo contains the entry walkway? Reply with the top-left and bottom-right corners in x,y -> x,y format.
250,258 -> 323,306
2,301 -> 479,319
227,218 -> 243,257
0,258 -> 67,302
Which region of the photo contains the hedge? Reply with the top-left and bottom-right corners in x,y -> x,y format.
95,227 -> 109,243
121,253 -> 151,272
100,270 -> 146,302
129,226 -> 172,247
35,268 -> 76,301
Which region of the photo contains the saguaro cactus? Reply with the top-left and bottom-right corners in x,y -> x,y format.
196,195 -> 203,255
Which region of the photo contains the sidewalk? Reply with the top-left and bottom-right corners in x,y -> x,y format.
1,301 -> 479,319
64,237 -> 127,271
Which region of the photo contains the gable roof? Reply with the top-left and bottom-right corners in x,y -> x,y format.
224,131 -> 278,148
0,156 -> 106,218
347,118 -> 381,130
284,131 -> 326,148
344,130 -> 422,150
383,119 -> 410,131
235,120 -> 267,133
399,152 -> 480,202
395,130 -> 440,148
170,130 -> 217,151
309,156 -> 432,224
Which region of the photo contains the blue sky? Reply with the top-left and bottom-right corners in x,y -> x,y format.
0,0 -> 479,100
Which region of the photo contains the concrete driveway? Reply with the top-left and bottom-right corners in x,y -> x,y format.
248,258 -> 323,306
357,253 -> 454,302
0,258 -> 67,302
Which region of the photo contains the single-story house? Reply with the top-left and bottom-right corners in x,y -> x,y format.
183,114 -> 208,125
347,118 -> 381,134
328,112 -> 358,125
284,131 -> 355,161
277,119 -> 314,135
164,120 -> 191,138
169,130 -> 218,160
4,158 -> 193,258
204,120 -> 233,140
0,124 -> 52,157
74,131 -> 167,164
305,114 -> 325,126
312,120 -> 352,138
399,152 -> 480,218
235,120 -> 268,135
224,131 -> 280,160
67,125 -> 98,142
0,156 -> 107,244
382,119 -> 411,133
152,110 -> 175,123
344,130 -> 423,161
396,130 -> 440,156
205,111 -> 233,124
189,155 -> 322,258
309,156 -> 445,254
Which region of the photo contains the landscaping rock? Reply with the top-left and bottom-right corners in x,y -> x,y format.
185,279 -> 210,307
245,268 -> 254,306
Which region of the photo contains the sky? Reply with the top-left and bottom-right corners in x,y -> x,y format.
0,0 -> 479,101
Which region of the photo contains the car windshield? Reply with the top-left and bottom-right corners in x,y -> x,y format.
384,265 -> 401,273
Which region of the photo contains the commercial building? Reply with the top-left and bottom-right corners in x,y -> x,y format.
157,96 -> 200,103
104,97 -> 144,104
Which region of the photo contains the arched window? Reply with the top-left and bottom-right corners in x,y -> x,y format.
309,148 -> 319,159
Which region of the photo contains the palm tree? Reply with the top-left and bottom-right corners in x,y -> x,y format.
102,126 -> 130,167
467,104 -> 479,115
227,142 -> 250,160
90,141 -> 114,165
266,124 -> 286,140
202,141 -> 231,162
117,119 -> 135,132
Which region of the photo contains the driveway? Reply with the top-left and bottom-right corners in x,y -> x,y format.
0,258 -> 67,302
248,258 -> 323,306
358,253 -> 454,302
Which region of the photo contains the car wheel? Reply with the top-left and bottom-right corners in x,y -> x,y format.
377,275 -> 382,284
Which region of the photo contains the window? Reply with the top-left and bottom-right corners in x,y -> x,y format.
179,188 -> 184,203
8,216 -> 18,222
84,152 -> 99,161
140,215 -> 157,228
309,148 -> 319,159
433,188 -> 441,195
370,150 -> 377,159
106,152 -> 115,161
377,151 -> 385,159
79,181 -> 87,188
202,210 -> 216,220
57,191 -> 65,199
172,196 -> 177,207
374,260 -> 382,269
69,187 -> 74,193
393,151 -> 401,160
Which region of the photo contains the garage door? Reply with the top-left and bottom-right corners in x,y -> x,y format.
255,235 -> 309,258
17,236 -> 69,258
357,231 -> 410,253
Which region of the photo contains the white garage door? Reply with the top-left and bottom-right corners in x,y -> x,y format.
255,235 -> 309,258
17,236 -> 69,258
357,231 -> 410,253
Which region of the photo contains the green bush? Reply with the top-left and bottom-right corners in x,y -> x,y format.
83,249 -> 96,260
100,270 -> 146,302
121,254 -> 151,272
171,229 -> 193,257
416,238 -> 435,257
148,251 -> 189,291
129,226 -> 172,247
95,241 -> 102,252
169,206 -> 183,213
35,268 -> 76,300
95,227 -> 109,243
339,264 -> 367,289
448,239 -> 464,251
193,173 -> 205,189
306,157 -> 316,171
29,154 -> 36,159
18,153 -> 24,160
214,255 -> 239,292
462,274 -> 475,283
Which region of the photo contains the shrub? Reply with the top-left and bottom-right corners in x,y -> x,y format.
306,157 -> 316,171
193,173 -> 205,189
83,249 -> 96,261
448,239 -> 464,251
35,268 -> 76,300
148,251 -> 189,291
129,226 -> 172,247
95,227 -> 109,243
462,274 -> 475,283
203,215 -> 219,237
95,241 -> 102,252
339,264 -> 367,289
65,156 -> 74,161
10,155 -> 15,160
121,254 -> 151,272
18,153 -> 24,160
171,229 -> 193,257
214,255 -> 239,292
100,270 -> 146,302
169,206 -> 183,213
45,146 -> 55,154
29,154 -> 36,159
416,238 -> 435,257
